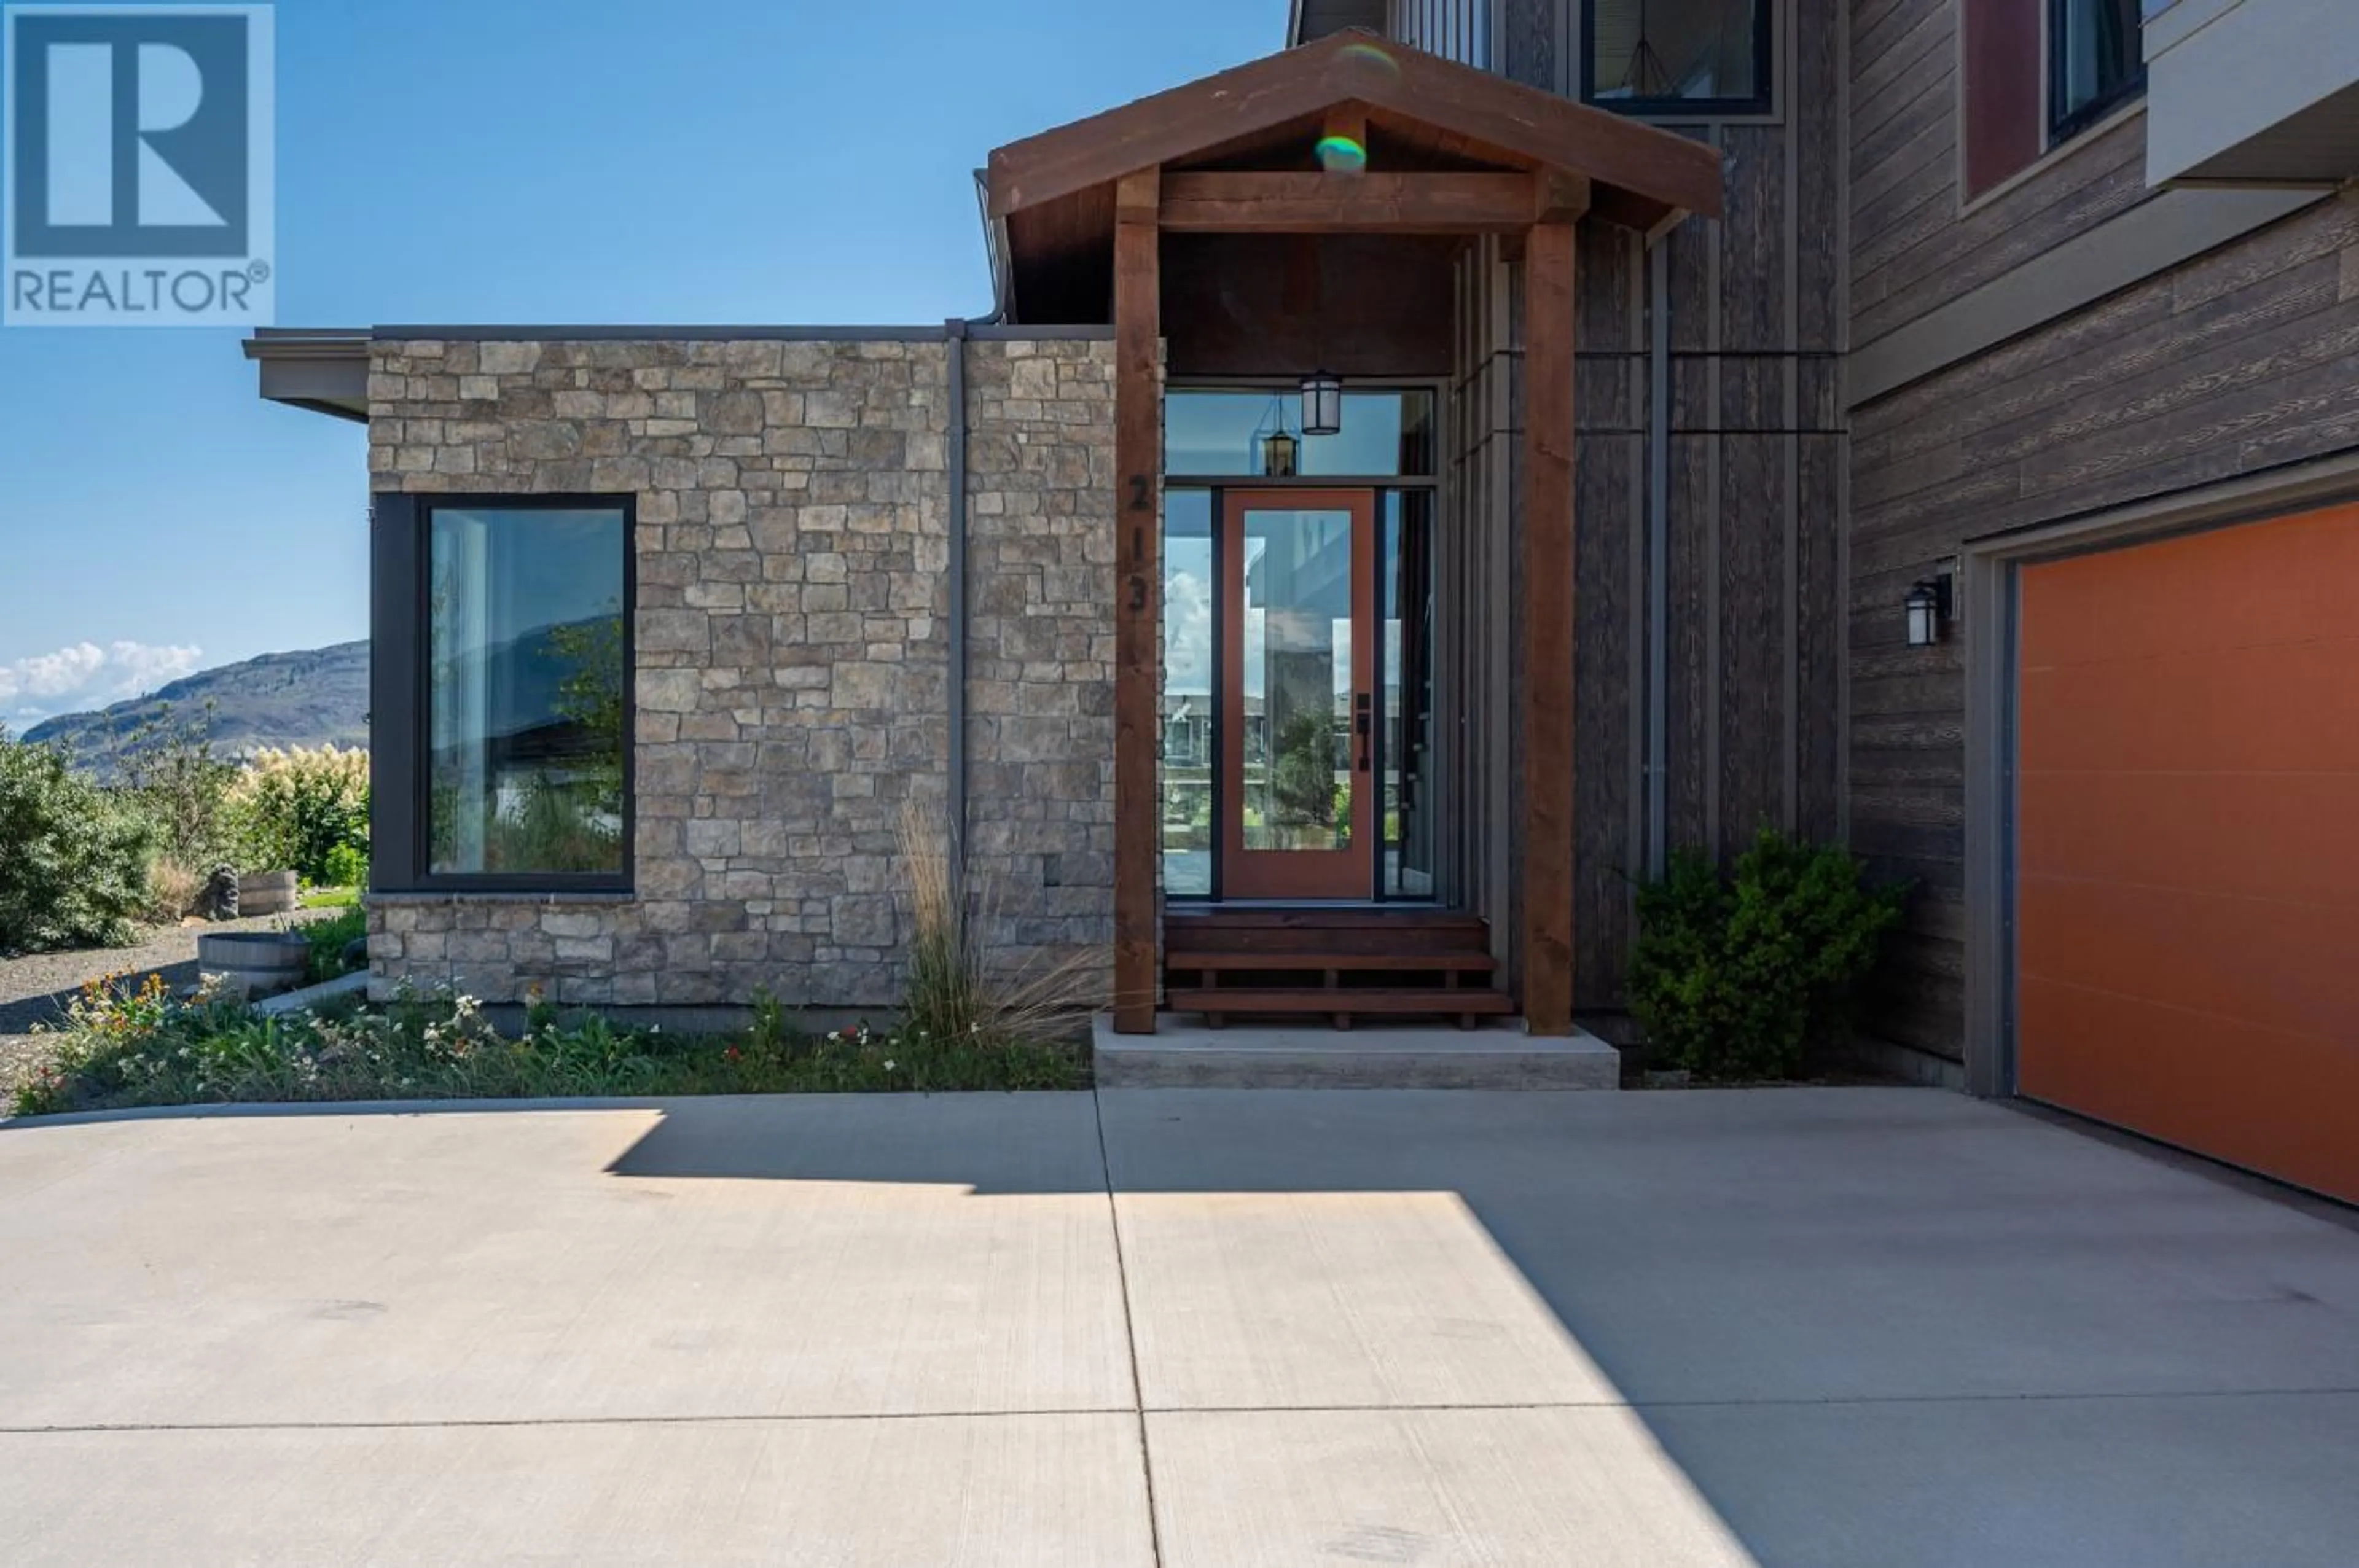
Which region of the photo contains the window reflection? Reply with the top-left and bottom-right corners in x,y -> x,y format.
1161,490 -> 1214,896
1164,390 -> 1436,477
1588,0 -> 1767,109
428,507 -> 628,878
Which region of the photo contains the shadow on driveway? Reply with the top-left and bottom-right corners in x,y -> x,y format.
604,1084 -> 2359,1567
6,1085 -> 2357,1565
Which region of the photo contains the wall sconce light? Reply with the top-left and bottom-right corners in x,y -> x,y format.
1905,572 -> 1954,648
1301,370 -> 1343,437
1260,427 -> 1299,477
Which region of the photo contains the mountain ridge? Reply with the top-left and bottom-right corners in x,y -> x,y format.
17,641 -> 370,768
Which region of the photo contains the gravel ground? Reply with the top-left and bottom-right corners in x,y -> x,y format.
0,911 -> 336,1102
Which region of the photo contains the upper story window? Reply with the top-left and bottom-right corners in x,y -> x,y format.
2051,0 -> 2145,141
1964,0 -> 2147,198
1583,0 -> 1772,115
1393,0 -> 1493,71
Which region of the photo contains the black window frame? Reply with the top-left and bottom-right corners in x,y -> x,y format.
1581,0 -> 1775,119
2046,0 -> 2147,146
369,491 -> 637,895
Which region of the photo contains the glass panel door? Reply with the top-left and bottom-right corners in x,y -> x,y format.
1221,490 -> 1377,899
1161,490 -> 1214,897
1383,491 -> 1437,899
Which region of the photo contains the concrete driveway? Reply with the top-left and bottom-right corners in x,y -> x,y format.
2,1087 -> 2355,1565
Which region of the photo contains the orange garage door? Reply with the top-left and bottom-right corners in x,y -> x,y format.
2016,503 -> 2359,1204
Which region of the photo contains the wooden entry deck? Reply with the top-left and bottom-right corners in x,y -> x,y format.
1162,908 -> 1512,1031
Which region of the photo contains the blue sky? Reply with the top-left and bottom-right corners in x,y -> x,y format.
0,0 -> 1279,727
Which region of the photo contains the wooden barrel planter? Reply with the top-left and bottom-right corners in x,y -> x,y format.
237,871 -> 300,915
197,932 -> 312,999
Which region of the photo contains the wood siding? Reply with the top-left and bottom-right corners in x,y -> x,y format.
1445,238 -> 1520,981
1439,0 -> 1849,1019
1852,0 -> 2154,353
1849,14 -> 2359,1063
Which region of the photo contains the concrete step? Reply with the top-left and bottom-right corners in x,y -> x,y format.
1093,1016 -> 1622,1090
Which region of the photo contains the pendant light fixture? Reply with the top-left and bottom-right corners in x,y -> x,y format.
1301,370 -> 1342,437
1252,393 -> 1301,477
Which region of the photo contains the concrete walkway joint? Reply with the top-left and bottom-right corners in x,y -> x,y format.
1,1086 -> 2355,1565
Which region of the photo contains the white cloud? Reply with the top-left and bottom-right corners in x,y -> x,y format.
0,641 -> 204,728
1164,568 -> 1213,695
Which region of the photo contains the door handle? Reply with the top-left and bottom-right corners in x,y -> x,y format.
1355,693 -> 1372,771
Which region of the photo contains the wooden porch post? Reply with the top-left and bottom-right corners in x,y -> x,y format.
1521,214 -> 1578,1035
1113,168 -> 1162,1034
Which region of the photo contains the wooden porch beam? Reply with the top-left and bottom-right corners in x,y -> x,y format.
1533,169 -> 1593,224
1112,168 -> 1162,1036
1521,217 -> 1577,1036
1159,171 -> 1538,233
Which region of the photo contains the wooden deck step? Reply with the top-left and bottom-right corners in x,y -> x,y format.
1163,910 -> 1504,1031
1166,986 -> 1515,1029
1165,908 -> 1488,931
1166,926 -> 1493,959
1169,933 -> 1487,959
1167,951 -> 1498,973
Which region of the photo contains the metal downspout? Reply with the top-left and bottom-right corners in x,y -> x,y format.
945,317 -> 971,888
1645,239 -> 1672,880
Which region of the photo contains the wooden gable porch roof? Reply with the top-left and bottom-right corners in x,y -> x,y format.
985,29 -> 1724,322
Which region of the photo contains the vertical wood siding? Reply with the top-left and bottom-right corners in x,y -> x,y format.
1443,0 -> 1849,1016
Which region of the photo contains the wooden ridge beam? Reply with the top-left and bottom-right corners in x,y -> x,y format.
984,30 -> 1724,226
1159,171 -> 1538,233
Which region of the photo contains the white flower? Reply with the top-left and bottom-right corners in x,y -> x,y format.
882,1059 -> 896,1072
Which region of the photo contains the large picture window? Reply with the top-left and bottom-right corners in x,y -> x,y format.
371,495 -> 633,891
1585,0 -> 1771,115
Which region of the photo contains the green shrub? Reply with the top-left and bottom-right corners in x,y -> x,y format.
300,905 -> 369,984
11,974 -> 1086,1118
319,843 -> 369,890
1627,829 -> 1906,1081
224,745 -> 369,882
0,728 -> 156,954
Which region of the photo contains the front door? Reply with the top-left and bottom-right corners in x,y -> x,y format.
1220,489 -> 1377,899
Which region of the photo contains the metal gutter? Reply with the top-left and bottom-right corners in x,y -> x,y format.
945,317 -> 972,889
1644,237 -> 1671,879
243,326 -> 371,348
366,324 -> 1111,341
243,328 -> 372,422
974,169 -> 1017,324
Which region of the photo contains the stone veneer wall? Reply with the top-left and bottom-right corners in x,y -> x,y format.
365,335 -> 1114,1008
962,341 -> 1119,975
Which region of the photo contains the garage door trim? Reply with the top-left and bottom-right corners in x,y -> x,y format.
1958,449 -> 2359,1101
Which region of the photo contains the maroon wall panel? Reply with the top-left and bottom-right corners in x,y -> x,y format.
1962,0 -> 2043,197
